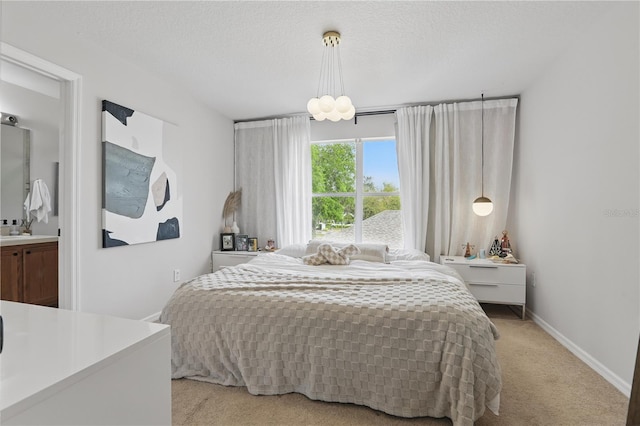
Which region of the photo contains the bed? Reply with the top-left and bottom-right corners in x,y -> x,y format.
159,244 -> 501,426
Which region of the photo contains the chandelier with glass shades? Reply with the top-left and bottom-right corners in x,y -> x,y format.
472,93 -> 494,216
307,31 -> 356,122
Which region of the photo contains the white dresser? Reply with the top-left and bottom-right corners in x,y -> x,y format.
441,256 -> 526,319
212,250 -> 261,271
0,301 -> 171,425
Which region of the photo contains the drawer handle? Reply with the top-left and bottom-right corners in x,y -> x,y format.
12,252 -> 18,256
469,265 -> 498,269
469,282 -> 499,287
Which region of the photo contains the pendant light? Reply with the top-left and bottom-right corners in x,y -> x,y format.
472,94 -> 494,216
306,31 -> 355,122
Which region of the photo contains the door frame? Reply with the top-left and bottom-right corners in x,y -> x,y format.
1,42 -> 81,310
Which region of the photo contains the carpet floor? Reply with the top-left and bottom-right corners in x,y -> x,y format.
171,304 -> 629,425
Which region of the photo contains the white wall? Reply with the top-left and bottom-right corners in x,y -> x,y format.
2,3 -> 234,320
512,3 -> 639,392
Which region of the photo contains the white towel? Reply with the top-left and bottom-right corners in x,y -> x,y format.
24,179 -> 52,224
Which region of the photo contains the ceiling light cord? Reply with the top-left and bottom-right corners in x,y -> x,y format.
481,93 -> 484,197
472,92 -> 494,216
337,45 -> 345,96
315,47 -> 327,98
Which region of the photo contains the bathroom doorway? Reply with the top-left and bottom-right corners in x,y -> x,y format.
1,43 -> 81,310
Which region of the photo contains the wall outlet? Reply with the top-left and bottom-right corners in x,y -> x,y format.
173,269 -> 181,282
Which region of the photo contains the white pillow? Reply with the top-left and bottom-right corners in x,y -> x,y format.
305,240 -> 389,263
387,248 -> 430,262
275,244 -> 307,258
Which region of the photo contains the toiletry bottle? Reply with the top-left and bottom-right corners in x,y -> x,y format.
9,219 -> 19,236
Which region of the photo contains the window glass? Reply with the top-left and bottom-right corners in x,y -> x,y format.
363,139 -> 399,194
311,142 -> 355,194
311,138 -> 403,248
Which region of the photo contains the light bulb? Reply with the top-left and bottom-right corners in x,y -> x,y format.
313,112 -> 327,121
327,110 -> 341,122
335,96 -> 352,114
307,98 -> 321,115
319,95 -> 335,113
472,196 -> 494,216
343,105 -> 356,120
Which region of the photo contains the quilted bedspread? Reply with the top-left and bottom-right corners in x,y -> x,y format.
159,253 -> 501,426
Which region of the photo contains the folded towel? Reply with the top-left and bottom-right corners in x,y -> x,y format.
24,179 -> 52,223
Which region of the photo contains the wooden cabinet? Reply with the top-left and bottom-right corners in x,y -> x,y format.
1,242 -> 58,307
1,248 -> 22,302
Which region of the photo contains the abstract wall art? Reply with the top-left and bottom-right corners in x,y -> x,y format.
102,100 -> 182,248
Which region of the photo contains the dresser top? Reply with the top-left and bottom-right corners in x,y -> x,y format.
212,250 -> 261,256
441,255 -> 525,267
0,301 -> 169,417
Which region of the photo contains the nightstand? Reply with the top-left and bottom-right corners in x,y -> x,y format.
211,250 -> 260,272
441,255 -> 526,320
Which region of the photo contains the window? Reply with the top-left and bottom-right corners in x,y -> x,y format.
311,138 -> 403,248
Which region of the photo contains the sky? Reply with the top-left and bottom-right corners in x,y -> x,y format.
363,139 -> 399,190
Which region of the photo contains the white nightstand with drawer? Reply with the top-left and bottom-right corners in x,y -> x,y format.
211,250 -> 260,272
441,255 -> 526,319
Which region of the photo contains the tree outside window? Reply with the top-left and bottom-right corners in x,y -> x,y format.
311,138 -> 403,248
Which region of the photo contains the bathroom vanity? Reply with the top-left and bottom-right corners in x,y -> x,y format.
1,236 -> 58,307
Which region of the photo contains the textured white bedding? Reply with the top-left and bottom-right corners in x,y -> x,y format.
160,253 -> 501,426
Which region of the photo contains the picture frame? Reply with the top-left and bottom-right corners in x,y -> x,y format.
220,233 -> 235,251
248,237 -> 258,252
235,234 -> 249,251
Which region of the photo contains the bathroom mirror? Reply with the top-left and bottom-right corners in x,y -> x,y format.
1,124 -> 30,224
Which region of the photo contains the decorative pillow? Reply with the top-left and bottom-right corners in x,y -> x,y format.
302,243 -> 360,265
305,240 -> 389,263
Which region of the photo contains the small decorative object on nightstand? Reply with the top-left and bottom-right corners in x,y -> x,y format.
462,242 -> 475,258
489,236 -> 502,256
441,255 -> 526,320
500,230 -> 512,255
265,239 -> 276,251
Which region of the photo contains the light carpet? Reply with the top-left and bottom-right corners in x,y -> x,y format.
172,304 -> 629,425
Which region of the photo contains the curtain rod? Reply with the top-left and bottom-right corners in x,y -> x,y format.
234,94 -> 520,124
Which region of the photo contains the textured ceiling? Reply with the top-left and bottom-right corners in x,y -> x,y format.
10,1 -> 618,121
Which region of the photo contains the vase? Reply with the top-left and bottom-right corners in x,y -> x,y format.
231,221 -> 240,234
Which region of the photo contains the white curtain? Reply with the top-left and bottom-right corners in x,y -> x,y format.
395,105 -> 433,252
273,116 -> 312,247
396,99 -> 518,263
234,116 -> 311,248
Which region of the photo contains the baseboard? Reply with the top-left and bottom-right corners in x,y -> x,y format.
141,311 -> 161,323
528,309 -> 631,397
